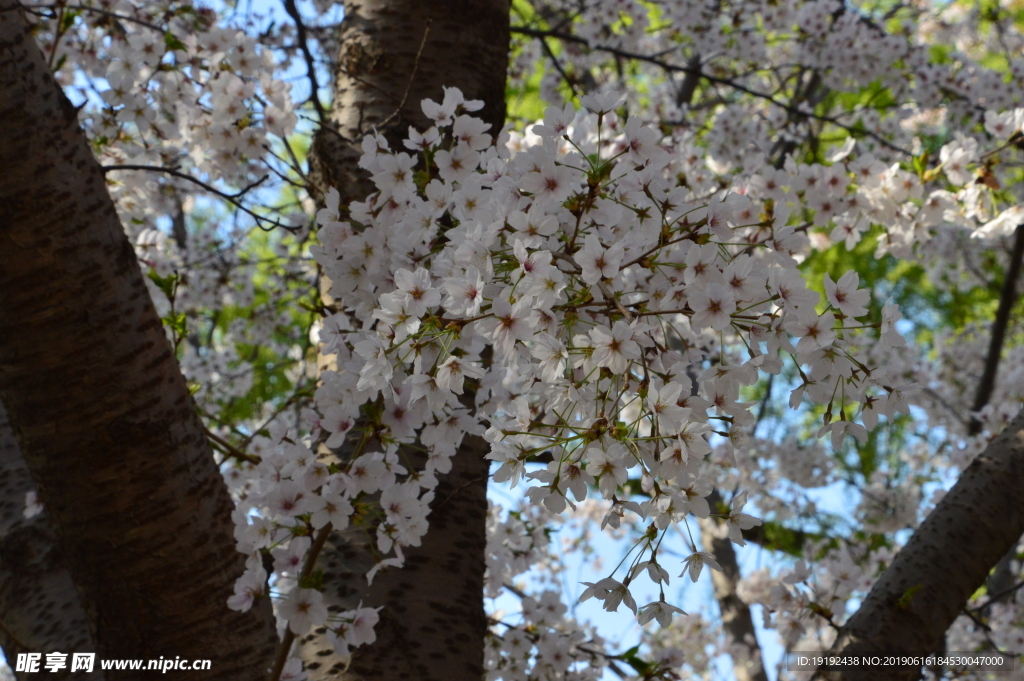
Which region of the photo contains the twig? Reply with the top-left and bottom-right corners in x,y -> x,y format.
598,281 -> 633,322
30,3 -> 165,31
378,21 -> 431,130
205,428 -> 261,465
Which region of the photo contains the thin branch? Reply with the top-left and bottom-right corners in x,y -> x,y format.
510,26 -> 911,156
281,0 -> 326,123
536,33 -> 580,100
969,224 -> 1024,435
29,3 -> 165,31
378,20 -> 431,130
969,579 -> 1024,613
268,522 -> 334,681
598,281 -> 633,322
102,165 -> 296,232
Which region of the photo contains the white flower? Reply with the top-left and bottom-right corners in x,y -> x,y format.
681,551 -> 723,583
279,658 -> 307,681
589,321 -> 640,373
508,206 -> 558,248
227,561 -> 267,612
576,233 -> 624,285
265,481 -> 313,518
421,86 -> 468,126
452,114 -> 492,150
579,577 -> 637,614
638,600 -> 686,627
630,559 -> 670,584
530,332 -> 568,382
971,205 -> 1024,239
623,116 -> 663,165
824,271 -> 869,318
345,606 -> 381,646
309,488 -> 354,530
393,267 -> 440,317
688,283 -> 736,330
279,588 -> 328,635
371,152 -> 417,202
939,140 -> 976,186
647,381 -> 688,433
724,492 -> 762,546
520,160 -> 577,205
512,238 -> 553,281
785,309 -> 837,352
434,144 -> 479,182
584,444 -> 630,497
984,109 -> 1024,140
404,124 -> 440,151
581,91 -> 624,114
23,491 -> 43,519
817,420 -> 869,450
443,266 -> 486,316
477,298 -> 535,354
435,355 -> 484,394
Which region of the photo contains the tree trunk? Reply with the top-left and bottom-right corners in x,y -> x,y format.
815,409 -> 1024,681
295,435 -> 491,680
0,403 -> 103,680
701,492 -> 769,681
0,4 -> 277,677
309,0 -> 509,207
297,2 -> 509,678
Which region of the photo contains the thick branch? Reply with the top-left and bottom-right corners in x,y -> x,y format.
309,0 -> 509,207
816,409 -> 1024,681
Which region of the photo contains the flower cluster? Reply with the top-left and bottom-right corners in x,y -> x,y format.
300,87 -> 915,638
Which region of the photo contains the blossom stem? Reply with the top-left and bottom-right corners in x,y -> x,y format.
268,522 -> 334,681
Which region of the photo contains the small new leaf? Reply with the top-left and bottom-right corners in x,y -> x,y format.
896,583 -> 923,610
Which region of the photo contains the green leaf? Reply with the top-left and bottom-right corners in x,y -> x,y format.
147,269 -> 178,301
620,645 -> 651,675
163,311 -> 187,337
896,584 -> 923,610
165,31 -> 187,51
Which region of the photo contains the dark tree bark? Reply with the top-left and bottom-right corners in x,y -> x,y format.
309,0 -> 509,207
296,2 -> 509,678
295,435 -> 491,680
816,409 -> 1024,681
0,3 -> 277,677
